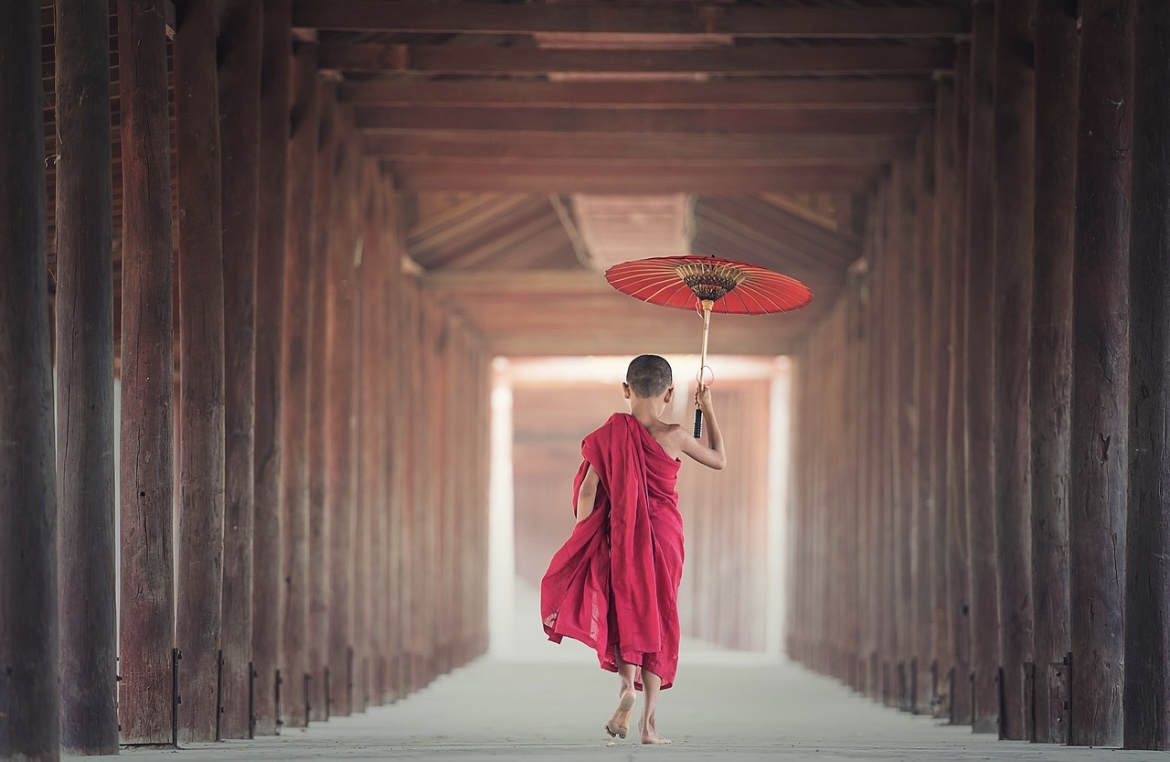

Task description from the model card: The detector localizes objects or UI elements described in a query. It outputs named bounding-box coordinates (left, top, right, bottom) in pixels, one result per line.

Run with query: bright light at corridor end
left=488, top=355, right=792, bottom=662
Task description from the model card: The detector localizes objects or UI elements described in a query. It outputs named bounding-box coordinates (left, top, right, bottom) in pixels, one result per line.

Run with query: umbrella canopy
left=604, top=254, right=813, bottom=315
left=604, top=254, right=813, bottom=438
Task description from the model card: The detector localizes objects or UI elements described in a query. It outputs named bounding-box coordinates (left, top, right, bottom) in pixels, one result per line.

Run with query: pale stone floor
left=109, top=651, right=1168, bottom=762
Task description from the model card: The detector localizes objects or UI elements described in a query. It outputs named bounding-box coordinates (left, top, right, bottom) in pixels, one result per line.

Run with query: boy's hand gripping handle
left=693, top=407, right=703, bottom=439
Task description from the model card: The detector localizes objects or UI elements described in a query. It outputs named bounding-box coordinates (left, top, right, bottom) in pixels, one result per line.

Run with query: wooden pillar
left=281, top=40, right=319, bottom=730
left=116, top=0, right=176, bottom=744
left=948, top=39, right=974, bottom=727
left=218, top=0, right=263, bottom=739
left=930, top=75, right=958, bottom=712
left=306, top=79, right=335, bottom=724
left=912, top=117, right=936, bottom=714
left=992, top=0, right=1036, bottom=740
left=173, top=0, right=227, bottom=742
left=54, top=0, right=117, bottom=752
left=964, top=0, right=1001, bottom=733
left=1069, top=0, right=1132, bottom=748
left=1125, top=0, right=1170, bottom=749
left=0, top=1, right=58, bottom=758
left=383, top=182, right=404, bottom=703
left=252, top=0, right=291, bottom=737
left=1030, top=0, right=1077, bottom=746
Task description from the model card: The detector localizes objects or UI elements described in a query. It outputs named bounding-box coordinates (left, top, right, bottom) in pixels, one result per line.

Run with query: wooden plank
left=116, top=0, right=177, bottom=744
left=217, top=0, right=263, bottom=740
left=292, top=2, right=969, bottom=38
left=1124, top=0, right=1170, bottom=750
left=318, top=42, right=956, bottom=76
left=391, top=162, right=882, bottom=194
left=339, top=79, right=937, bottom=110
left=281, top=40, right=319, bottom=730
left=947, top=41, right=973, bottom=727
left=252, top=0, right=291, bottom=738
left=55, top=0, right=118, bottom=753
left=1069, top=0, right=1132, bottom=748
left=355, top=106, right=925, bottom=136
left=992, top=0, right=1036, bottom=741
left=1029, top=0, right=1077, bottom=746
left=173, top=0, right=227, bottom=743
left=0, top=0, right=58, bottom=758
left=361, top=132, right=908, bottom=164
left=963, top=3, right=1000, bottom=734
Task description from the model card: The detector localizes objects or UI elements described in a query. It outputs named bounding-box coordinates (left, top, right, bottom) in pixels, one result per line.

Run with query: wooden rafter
left=293, top=2, right=969, bottom=39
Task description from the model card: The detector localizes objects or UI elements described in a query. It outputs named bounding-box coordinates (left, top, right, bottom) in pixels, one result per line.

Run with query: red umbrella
left=604, top=254, right=813, bottom=436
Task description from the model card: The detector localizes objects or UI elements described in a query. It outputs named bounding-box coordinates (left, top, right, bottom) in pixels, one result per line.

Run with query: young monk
left=540, top=354, right=726, bottom=745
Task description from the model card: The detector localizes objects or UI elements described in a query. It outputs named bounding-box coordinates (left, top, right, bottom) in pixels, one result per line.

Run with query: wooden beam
left=361, top=132, right=909, bottom=164
left=55, top=0, right=118, bottom=752
left=1069, top=0, right=1132, bottom=748
left=1125, top=0, right=1170, bottom=750
left=251, top=0, right=291, bottom=738
left=293, top=2, right=969, bottom=38
left=339, top=79, right=937, bottom=109
left=354, top=106, right=925, bottom=136
left=390, top=161, right=882, bottom=193
left=1030, top=0, right=1077, bottom=745
left=217, top=0, right=263, bottom=740
left=0, top=1, right=58, bottom=759
left=318, top=42, right=956, bottom=76
left=116, top=0, right=176, bottom=745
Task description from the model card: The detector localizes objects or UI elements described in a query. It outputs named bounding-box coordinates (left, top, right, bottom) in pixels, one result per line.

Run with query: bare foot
left=641, top=717, right=671, bottom=745
left=605, top=691, right=636, bottom=739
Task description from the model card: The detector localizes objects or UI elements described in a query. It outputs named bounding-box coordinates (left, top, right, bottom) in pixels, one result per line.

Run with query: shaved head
left=626, top=355, right=673, bottom=398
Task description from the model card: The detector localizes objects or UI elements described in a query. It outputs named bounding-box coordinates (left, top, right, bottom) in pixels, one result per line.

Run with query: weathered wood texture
left=1125, top=0, right=1170, bottom=749
left=54, top=0, right=118, bottom=752
left=281, top=40, right=319, bottom=730
left=930, top=76, right=958, bottom=714
left=116, top=0, right=177, bottom=744
left=964, top=1, right=1001, bottom=733
left=992, top=0, right=1036, bottom=741
left=1069, top=0, right=1132, bottom=748
left=252, top=0, right=291, bottom=737
left=947, top=40, right=974, bottom=728
left=173, top=0, right=227, bottom=743
left=0, top=1, right=59, bottom=758
left=218, top=0, right=263, bottom=739
left=1031, top=0, right=1078, bottom=745
left=306, top=80, right=335, bottom=724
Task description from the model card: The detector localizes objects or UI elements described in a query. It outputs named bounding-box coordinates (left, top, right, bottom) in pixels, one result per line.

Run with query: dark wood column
left=0, top=1, right=58, bottom=758
left=1030, top=0, right=1078, bottom=745
left=173, top=0, right=227, bottom=743
left=281, top=40, right=319, bottom=730
left=1069, top=0, right=1133, bottom=748
left=54, top=0, right=117, bottom=752
left=964, top=0, right=1001, bottom=733
left=307, top=80, right=336, bottom=724
left=992, top=0, right=1036, bottom=740
left=116, top=0, right=176, bottom=744
left=1125, top=0, right=1170, bottom=749
left=947, top=40, right=973, bottom=728
left=218, top=0, right=263, bottom=739
left=912, top=117, right=936, bottom=714
left=930, top=75, right=958, bottom=713
left=252, top=0, right=291, bottom=737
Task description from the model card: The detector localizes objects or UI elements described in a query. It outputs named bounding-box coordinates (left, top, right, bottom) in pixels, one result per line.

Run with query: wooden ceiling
left=43, top=0, right=966, bottom=358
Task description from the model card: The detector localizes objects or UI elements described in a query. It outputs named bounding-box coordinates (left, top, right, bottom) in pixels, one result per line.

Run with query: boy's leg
left=639, top=669, right=671, bottom=744
left=606, top=648, right=637, bottom=739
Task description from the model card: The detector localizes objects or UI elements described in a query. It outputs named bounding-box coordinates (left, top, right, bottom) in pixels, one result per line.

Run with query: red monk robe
left=540, top=412, right=684, bottom=689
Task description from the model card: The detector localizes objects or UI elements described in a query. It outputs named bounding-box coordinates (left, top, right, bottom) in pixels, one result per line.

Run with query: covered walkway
left=116, top=654, right=1167, bottom=762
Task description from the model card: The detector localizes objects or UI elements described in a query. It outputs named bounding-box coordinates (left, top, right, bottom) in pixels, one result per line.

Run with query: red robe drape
left=540, top=413, right=684, bottom=689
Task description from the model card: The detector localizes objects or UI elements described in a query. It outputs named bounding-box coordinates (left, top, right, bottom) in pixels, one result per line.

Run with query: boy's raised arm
left=681, top=385, right=726, bottom=470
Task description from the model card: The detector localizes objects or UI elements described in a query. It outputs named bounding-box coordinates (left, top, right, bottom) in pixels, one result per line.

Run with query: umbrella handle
left=693, top=408, right=703, bottom=439
left=695, top=300, right=713, bottom=439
